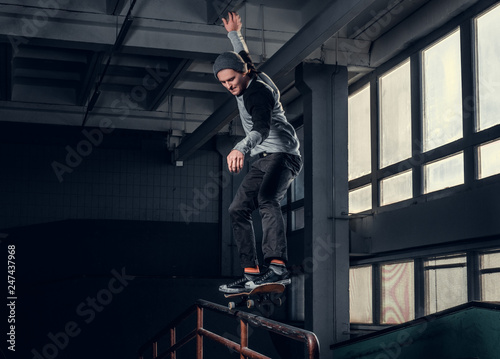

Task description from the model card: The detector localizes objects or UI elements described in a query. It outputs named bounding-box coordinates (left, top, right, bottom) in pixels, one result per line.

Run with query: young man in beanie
left=215, top=12, right=302, bottom=294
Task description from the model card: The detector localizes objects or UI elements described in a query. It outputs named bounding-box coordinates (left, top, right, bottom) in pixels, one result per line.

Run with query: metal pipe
left=197, top=328, right=270, bottom=359
left=196, top=306, right=203, bottom=359
left=81, top=0, right=138, bottom=126
left=152, top=342, right=158, bottom=358
left=137, top=305, right=197, bottom=355
left=240, top=319, right=248, bottom=359
left=138, top=299, right=320, bottom=359
left=170, top=328, right=176, bottom=359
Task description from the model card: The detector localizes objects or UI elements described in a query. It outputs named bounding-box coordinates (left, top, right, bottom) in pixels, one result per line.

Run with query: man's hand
left=222, top=11, right=242, bottom=33
left=227, top=149, right=245, bottom=173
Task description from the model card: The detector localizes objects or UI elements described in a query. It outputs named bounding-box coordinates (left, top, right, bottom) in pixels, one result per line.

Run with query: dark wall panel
left=6, top=219, right=226, bottom=359
left=350, top=181, right=500, bottom=254
left=0, top=122, right=221, bottom=230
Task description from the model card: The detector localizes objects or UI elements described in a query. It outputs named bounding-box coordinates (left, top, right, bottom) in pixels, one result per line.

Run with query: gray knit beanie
left=213, top=51, right=248, bottom=79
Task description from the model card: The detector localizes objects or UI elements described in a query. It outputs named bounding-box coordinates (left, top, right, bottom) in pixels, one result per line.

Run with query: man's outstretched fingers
left=222, top=11, right=241, bottom=32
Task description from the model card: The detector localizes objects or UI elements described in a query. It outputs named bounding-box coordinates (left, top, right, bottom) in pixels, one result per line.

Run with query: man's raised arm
left=223, top=12, right=249, bottom=54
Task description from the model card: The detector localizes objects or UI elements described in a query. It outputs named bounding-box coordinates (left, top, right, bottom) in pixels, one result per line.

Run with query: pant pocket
left=284, top=154, right=302, bottom=177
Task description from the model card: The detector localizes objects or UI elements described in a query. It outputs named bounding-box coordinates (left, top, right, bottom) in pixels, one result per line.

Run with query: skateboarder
left=214, top=12, right=302, bottom=294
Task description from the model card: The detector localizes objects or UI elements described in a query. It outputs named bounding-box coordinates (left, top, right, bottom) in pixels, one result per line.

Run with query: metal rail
left=138, top=299, right=320, bottom=359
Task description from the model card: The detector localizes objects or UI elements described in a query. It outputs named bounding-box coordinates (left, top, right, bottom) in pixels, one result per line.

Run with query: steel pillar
left=296, top=63, right=350, bottom=356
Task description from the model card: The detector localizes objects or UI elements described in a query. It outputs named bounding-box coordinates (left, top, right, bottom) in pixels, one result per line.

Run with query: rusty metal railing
left=138, top=299, right=320, bottom=359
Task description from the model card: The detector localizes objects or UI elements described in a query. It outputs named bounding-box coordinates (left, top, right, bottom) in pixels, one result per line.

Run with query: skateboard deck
left=224, top=283, right=286, bottom=310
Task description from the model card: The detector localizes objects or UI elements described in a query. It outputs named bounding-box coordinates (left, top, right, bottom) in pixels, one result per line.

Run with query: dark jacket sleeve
left=243, top=84, right=273, bottom=141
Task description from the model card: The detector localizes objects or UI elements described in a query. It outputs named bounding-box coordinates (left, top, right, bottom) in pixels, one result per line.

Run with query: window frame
left=348, top=4, right=500, bottom=332
left=479, top=249, right=500, bottom=300
left=349, top=246, right=500, bottom=331
left=282, top=117, right=305, bottom=234
left=347, top=1, right=500, bottom=215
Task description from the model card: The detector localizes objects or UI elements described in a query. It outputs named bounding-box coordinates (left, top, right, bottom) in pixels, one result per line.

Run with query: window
left=379, top=60, right=412, bottom=168
left=424, top=254, right=467, bottom=314
left=475, top=4, right=500, bottom=131
left=349, top=184, right=372, bottom=214
left=380, top=170, right=413, bottom=206
left=350, top=265, right=373, bottom=323
left=350, top=249, right=500, bottom=326
left=347, top=3, right=500, bottom=329
left=424, top=152, right=464, bottom=194
left=479, top=252, right=500, bottom=302
left=381, top=261, right=415, bottom=324
left=292, top=207, right=304, bottom=230
left=480, top=250, right=500, bottom=301
left=422, top=29, right=462, bottom=152
left=348, top=85, right=371, bottom=181
left=348, top=4, right=500, bottom=215
left=282, top=124, right=304, bottom=233
left=293, top=126, right=305, bottom=201
left=477, top=139, right=500, bottom=179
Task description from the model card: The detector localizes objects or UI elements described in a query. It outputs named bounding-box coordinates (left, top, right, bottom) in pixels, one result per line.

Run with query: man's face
left=217, top=69, right=249, bottom=96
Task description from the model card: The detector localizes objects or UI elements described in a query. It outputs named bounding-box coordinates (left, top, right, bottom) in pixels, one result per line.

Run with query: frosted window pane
left=349, top=86, right=371, bottom=180
left=481, top=252, right=500, bottom=301
left=380, top=170, right=413, bottom=206
left=425, top=256, right=467, bottom=315
left=381, top=261, right=415, bottom=324
left=478, top=139, right=500, bottom=179
left=292, top=207, right=304, bottom=231
left=481, top=251, right=500, bottom=269
left=424, top=152, right=464, bottom=194
left=481, top=273, right=500, bottom=301
left=350, top=266, right=373, bottom=323
left=280, top=195, right=287, bottom=206
left=423, top=30, right=463, bottom=151
left=349, top=185, right=372, bottom=214
left=379, top=60, right=412, bottom=168
left=476, top=4, right=500, bottom=131
left=293, top=126, right=304, bottom=200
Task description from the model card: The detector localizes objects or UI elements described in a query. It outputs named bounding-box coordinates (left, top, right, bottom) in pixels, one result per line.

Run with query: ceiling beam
left=106, top=0, right=127, bottom=15
left=78, top=52, right=104, bottom=106
left=206, top=0, right=245, bottom=25
left=0, top=5, right=296, bottom=59
left=0, top=5, right=116, bottom=53
left=147, top=58, right=192, bottom=111
left=0, top=100, right=207, bottom=131
left=13, top=57, right=86, bottom=72
left=122, top=19, right=295, bottom=60
left=370, top=0, right=480, bottom=67
left=171, top=89, right=228, bottom=101
left=0, top=44, right=12, bottom=101
left=173, top=98, right=240, bottom=161
left=305, top=37, right=371, bottom=68
left=173, top=0, right=378, bottom=161
left=258, top=0, right=377, bottom=79
left=82, top=0, right=138, bottom=126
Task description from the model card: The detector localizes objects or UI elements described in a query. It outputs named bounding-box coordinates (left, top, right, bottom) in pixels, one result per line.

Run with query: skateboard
left=224, top=283, right=286, bottom=310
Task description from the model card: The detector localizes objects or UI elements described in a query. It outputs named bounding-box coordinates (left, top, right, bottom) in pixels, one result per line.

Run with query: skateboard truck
left=224, top=283, right=286, bottom=313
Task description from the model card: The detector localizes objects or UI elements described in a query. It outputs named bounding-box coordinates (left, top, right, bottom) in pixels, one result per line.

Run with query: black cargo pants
left=228, top=152, right=302, bottom=269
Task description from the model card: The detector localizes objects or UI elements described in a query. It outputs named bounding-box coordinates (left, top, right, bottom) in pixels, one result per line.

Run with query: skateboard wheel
left=228, top=302, right=236, bottom=310
left=247, top=299, right=255, bottom=309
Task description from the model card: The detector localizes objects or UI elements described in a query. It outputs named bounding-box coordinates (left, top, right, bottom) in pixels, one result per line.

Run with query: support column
left=296, top=63, right=350, bottom=355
